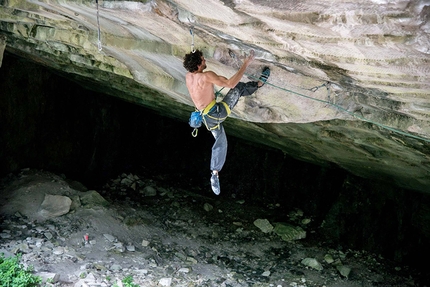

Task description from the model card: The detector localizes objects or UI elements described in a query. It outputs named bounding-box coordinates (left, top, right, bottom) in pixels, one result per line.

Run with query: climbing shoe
left=258, top=67, right=270, bottom=87
left=210, top=172, right=220, bottom=195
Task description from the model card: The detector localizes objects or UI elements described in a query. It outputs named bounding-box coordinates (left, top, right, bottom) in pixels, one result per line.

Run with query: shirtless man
left=183, top=49, right=270, bottom=195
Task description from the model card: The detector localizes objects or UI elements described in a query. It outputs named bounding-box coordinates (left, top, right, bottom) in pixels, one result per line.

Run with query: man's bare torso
left=186, top=72, right=215, bottom=111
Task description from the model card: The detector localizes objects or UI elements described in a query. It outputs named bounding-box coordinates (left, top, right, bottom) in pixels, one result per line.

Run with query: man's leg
left=223, top=67, right=270, bottom=110
left=208, top=69, right=270, bottom=195
left=208, top=82, right=258, bottom=195
left=222, top=81, right=259, bottom=110
left=209, top=124, right=227, bottom=195
left=210, top=124, right=227, bottom=172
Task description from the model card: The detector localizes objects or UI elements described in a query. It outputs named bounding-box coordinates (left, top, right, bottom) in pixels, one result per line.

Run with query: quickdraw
left=189, top=26, right=196, bottom=53
left=96, top=0, right=102, bottom=51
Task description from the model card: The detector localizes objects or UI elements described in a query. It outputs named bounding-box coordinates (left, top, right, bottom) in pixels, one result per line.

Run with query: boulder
left=38, top=194, right=72, bottom=220
left=273, top=222, right=306, bottom=241
left=80, top=190, right=109, bottom=208
left=253, top=219, right=274, bottom=233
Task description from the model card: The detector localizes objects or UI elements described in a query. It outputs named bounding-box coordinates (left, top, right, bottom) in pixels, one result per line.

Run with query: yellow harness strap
left=202, top=100, right=216, bottom=115
left=201, top=100, right=231, bottom=131
left=221, top=102, right=231, bottom=115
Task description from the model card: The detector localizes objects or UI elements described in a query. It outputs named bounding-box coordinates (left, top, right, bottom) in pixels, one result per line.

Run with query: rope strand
left=247, top=73, right=430, bottom=143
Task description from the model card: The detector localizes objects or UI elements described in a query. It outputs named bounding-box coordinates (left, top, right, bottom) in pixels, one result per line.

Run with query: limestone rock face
left=0, top=0, right=429, bottom=192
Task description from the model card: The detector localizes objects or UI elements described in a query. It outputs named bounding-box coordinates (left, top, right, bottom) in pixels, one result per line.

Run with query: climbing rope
left=215, top=87, right=225, bottom=99
left=245, top=73, right=430, bottom=143
left=96, top=0, right=102, bottom=51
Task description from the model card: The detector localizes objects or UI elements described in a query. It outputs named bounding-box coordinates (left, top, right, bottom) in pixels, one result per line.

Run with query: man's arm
left=205, top=52, right=255, bottom=88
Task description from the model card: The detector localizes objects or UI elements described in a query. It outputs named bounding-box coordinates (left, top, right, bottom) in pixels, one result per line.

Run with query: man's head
left=183, top=49, right=205, bottom=73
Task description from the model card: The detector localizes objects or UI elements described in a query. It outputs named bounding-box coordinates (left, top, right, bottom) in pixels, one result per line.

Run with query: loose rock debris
left=0, top=169, right=419, bottom=286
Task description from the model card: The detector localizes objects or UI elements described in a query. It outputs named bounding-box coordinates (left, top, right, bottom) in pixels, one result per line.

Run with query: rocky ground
left=0, top=169, right=421, bottom=287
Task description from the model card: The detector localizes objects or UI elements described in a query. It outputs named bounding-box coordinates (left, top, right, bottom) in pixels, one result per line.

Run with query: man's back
left=186, top=71, right=216, bottom=110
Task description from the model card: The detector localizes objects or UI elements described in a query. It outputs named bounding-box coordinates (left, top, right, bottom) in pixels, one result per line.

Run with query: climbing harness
left=202, top=101, right=231, bottom=132
left=189, top=99, right=231, bottom=137
left=96, top=0, right=102, bottom=51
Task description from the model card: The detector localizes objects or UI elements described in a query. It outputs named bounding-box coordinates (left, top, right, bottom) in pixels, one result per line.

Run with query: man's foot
left=258, top=67, right=270, bottom=87
left=210, top=172, right=220, bottom=195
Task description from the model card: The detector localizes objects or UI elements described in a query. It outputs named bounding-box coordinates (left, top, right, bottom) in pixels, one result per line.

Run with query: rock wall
left=0, top=1, right=429, bottom=189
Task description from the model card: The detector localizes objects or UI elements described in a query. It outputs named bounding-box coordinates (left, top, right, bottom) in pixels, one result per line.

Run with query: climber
left=183, top=49, right=270, bottom=195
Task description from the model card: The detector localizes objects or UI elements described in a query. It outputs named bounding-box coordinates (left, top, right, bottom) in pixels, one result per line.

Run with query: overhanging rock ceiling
left=0, top=0, right=429, bottom=192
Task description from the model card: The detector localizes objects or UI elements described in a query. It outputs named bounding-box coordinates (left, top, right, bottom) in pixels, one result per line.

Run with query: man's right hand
left=243, top=50, right=255, bottom=67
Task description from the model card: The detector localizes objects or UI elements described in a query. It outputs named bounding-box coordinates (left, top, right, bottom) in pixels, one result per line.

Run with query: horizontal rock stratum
left=0, top=0, right=429, bottom=192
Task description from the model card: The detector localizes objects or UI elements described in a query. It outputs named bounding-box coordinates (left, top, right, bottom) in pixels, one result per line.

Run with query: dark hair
left=183, top=49, right=203, bottom=73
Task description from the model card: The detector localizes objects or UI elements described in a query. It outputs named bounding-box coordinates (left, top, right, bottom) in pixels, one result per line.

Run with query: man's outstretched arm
left=206, top=52, right=255, bottom=88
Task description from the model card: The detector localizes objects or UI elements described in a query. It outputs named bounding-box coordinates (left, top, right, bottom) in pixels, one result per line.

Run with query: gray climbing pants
left=203, top=81, right=259, bottom=172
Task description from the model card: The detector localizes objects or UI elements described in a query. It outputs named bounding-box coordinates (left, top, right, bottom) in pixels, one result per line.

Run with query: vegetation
left=114, top=275, right=140, bottom=287
left=0, top=253, right=41, bottom=287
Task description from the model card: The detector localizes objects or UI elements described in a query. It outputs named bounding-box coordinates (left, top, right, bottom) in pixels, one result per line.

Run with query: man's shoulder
left=202, top=70, right=219, bottom=80
left=203, top=70, right=217, bottom=75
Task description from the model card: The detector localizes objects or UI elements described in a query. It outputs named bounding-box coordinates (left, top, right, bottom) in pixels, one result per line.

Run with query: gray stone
left=114, top=242, right=125, bottom=252
left=337, top=265, right=352, bottom=278
left=126, top=245, right=136, bottom=252
left=39, top=194, right=72, bottom=219
left=0, top=232, right=11, bottom=239
left=301, top=258, right=323, bottom=271
left=53, top=247, right=64, bottom=255
left=159, top=278, right=172, bottom=286
left=324, top=254, right=334, bottom=264
left=12, top=243, right=30, bottom=254
left=35, top=239, right=44, bottom=247
left=178, top=268, right=190, bottom=273
left=44, top=232, right=53, bottom=240
left=121, top=177, right=134, bottom=186
left=103, top=234, right=116, bottom=242
left=80, top=190, right=109, bottom=208
left=110, top=264, right=122, bottom=271
left=38, top=272, right=60, bottom=283
left=203, top=203, right=213, bottom=212
left=134, top=269, right=148, bottom=275
left=273, top=223, right=306, bottom=241
left=175, top=252, right=187, bottom=261
left=143, top=186, right=157, bottom=197
left=253, top=219, right=274, bottom=233
left=69, top=195, right=82, bottom=211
